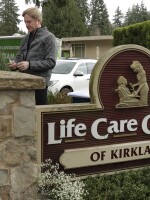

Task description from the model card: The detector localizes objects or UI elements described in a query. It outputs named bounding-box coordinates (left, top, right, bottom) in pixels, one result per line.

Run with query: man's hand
left=17, top=61, right=29, bottom=71
left=8, top=62, right=18, bottom=70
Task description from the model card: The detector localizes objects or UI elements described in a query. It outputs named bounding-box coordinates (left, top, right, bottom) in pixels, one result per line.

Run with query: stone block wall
left=0, top=71, right=45, bottom=200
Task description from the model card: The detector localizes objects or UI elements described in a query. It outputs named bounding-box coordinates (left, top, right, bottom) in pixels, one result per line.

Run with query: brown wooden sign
left=37, top=44, right=150, bottom=176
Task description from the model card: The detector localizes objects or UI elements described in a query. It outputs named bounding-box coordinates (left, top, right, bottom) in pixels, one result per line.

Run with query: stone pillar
left=0, top=71, right=45, bottom=200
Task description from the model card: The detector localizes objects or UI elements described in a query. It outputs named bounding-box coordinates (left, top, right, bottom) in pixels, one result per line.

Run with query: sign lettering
left=48, top=115, right=150, bottom=145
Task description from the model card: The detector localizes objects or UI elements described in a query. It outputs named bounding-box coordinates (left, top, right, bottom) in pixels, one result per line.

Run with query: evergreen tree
left=42, top=0, right=88, bottom=38
left=125, top=4, right=140, bottom=25
left=25, top=0, right=68, bottom=7
left=124, top=2, right=150, bottom=26
left=139, top=1, right=150, bottom=21
left=112, top=6, right=124, bottom=28
left=25, top=0, right=40, bottom=7
left=90, top=0, right=111, bottom=35
left=124, top=8, right=131, bottom=26
left=0, top=0, right=20, bottom=36
left=75, top=0, right=90, bottom=25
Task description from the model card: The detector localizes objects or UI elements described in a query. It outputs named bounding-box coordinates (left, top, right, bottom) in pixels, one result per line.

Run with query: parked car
left=48, top=58, right=97, bottom=94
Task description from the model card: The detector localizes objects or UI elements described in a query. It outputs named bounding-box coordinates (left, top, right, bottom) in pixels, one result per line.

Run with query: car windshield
left=52, top=61, right=77, bottom=74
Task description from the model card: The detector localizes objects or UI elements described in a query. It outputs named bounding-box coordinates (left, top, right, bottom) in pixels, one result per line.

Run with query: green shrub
left=47, top=91, right=72, bottom=104
left=84, top=167, right=150, bottom=200
left=113, top=20, right=150, bottom=49
left=37, top=158, right=150, bottom=200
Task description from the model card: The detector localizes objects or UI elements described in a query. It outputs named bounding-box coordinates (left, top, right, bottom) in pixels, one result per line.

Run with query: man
left=8, top=7, right=57, bottom=105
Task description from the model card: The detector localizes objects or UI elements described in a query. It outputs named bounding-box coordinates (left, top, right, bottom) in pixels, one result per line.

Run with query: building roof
left=62, top=35, right=113, bottom=42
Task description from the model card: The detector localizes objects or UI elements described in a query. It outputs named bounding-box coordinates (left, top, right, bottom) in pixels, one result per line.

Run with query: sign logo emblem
left=115, top=61, right=149, bottom=108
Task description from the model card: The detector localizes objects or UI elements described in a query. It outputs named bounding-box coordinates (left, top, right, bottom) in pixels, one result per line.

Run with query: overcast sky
left=15, top=0, right=150, bottom=32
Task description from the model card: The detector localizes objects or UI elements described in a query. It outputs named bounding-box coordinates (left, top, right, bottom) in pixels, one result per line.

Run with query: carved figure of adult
left=115, top=76, right=139, bottom=107
left=8, top=7, right=57, bottom=105
left=130, top=61, right=149, bottom=106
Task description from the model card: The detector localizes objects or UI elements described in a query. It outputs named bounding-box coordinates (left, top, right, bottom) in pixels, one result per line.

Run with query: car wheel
left=60, top=87, right=72, bottom=95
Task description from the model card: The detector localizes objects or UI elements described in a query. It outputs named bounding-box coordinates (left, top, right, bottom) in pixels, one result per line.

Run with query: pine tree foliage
left=90, top=0, right=112, bottom=35
left=23, top=0, right=150, bottom=37
left=124, top=2, right=150, bottom=26
left=140, top=2, right=150, bottom=21
left=112, top=6, right=124, bottom=28
left=0, top=0, right=20, bottom=36
left=25, top=0, right=68, bottom=7
left=25, top=0, right=43, bottom=7
left=42, top=0, right=88, bottom=38
left=75, top=0, right=90, bottom=25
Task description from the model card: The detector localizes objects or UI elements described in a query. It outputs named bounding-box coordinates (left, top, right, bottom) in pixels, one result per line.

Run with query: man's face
left=24, top=14, right=41, bottom=32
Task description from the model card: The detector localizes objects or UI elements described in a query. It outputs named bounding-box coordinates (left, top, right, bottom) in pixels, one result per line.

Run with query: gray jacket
left=16, top=27, right=57, bottom=86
